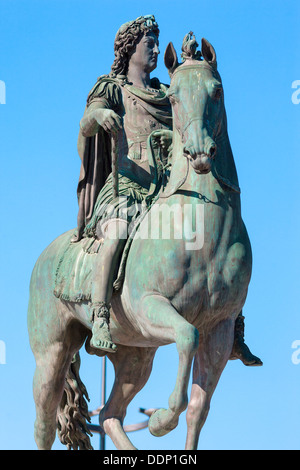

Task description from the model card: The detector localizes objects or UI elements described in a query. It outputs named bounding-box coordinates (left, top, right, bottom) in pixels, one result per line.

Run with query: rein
left=159, top=154, right=190, bottom=199
left=182, top=116, right=204, bottom=135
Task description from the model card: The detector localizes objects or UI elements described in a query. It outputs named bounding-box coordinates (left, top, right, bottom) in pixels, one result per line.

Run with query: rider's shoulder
left=87, top=74, right=123, bottom=105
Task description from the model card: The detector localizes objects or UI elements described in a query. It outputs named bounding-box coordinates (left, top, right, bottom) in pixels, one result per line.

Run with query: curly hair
left=110, top=15, right=159, bottom=78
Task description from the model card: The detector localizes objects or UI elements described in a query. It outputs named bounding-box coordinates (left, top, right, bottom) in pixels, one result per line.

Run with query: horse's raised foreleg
left=140, top=294, right=199, bottom=437
left=99, top=345, right=157, bottom=450
left=185, top=317, right=235, bottom=450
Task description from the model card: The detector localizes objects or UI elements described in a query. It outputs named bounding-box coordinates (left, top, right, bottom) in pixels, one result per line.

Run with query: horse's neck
left=165, top=128, right=241, bottom=213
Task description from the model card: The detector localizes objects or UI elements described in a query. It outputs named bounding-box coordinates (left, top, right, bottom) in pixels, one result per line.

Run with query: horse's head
left=165, top=34, right=224, bottom=175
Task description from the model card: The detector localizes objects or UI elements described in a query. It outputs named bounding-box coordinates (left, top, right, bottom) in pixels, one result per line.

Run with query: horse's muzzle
left=185, top=145, right=216, bottom=174
left=184, top=142, right=216, bottom=174
left=191, top=154, right=211, bottom=174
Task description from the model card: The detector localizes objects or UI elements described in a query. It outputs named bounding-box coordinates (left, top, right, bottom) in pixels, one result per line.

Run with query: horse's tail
left=56, top=352, right=93, bottom=450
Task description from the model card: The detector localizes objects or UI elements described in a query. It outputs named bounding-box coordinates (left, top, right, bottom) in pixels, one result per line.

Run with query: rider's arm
left=80, top=100, right=107, bottom=137
left=80, top=80, right=123, bottom=137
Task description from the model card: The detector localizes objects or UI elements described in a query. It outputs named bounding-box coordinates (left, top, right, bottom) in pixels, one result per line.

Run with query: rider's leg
left=230, top=311, right=263, bottom=366
left=90, top=219, right=128, bottom=352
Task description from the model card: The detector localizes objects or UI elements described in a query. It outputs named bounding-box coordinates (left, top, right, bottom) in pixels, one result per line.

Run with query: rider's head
left=110, top=15, right=159, bottom=77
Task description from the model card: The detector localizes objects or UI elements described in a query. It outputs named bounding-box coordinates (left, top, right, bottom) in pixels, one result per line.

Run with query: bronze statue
left=28, top=17, right=262, bottom=451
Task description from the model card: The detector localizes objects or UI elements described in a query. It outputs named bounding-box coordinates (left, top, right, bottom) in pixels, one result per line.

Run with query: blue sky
left=0, top=0, right=299, bottom=450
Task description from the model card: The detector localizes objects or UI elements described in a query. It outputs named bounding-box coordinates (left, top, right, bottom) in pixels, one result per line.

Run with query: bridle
left=160, top=62, right=222, bottom=198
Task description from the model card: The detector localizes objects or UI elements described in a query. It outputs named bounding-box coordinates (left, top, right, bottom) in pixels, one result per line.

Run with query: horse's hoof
left=148, top=408, right=179, bottom=437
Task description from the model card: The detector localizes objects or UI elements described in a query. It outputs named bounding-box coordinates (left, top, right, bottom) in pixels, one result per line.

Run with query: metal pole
left=99, top=131, right=117, bottom=450
left=111, top=132, right=119, bottom=199
left=87, top=346, right=158, bottom=449
left=100, top=356, right=106, bottom=450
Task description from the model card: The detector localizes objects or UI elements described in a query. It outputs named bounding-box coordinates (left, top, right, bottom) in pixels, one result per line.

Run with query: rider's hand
left=153, top=130, right=172, bottom=150
left=94, top=109, right=123, bottom=134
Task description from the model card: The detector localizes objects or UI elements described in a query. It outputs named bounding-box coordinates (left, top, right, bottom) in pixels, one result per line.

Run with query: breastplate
left=121, top=86, right=168, bottom=163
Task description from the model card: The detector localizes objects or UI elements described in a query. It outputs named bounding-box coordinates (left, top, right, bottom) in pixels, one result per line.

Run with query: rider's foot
left=90, top=302, right=117, bottom=353
left=230, top=338, right=263, bottom=366
left=230, top=313, right=263, bottom=366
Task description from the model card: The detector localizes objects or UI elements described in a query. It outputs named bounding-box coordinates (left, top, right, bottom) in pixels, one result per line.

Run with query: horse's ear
left=201, top=38, right=217, bottom=67
left=164, top=42, right=179, bottom=76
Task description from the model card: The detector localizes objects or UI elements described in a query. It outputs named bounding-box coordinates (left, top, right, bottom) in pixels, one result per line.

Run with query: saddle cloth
left=53, top=232, right=103, bottom=303
left=53, top=213, right=143, bottom=303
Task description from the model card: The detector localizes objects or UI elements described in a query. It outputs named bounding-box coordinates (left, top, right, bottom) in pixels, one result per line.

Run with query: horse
left=27, top=36, right=253, bottom=450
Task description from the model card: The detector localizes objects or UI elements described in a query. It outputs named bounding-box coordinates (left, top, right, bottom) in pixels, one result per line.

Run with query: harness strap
left=182, top=116, right=204, bottom=135
left=159, top=155, right=190, bottom=199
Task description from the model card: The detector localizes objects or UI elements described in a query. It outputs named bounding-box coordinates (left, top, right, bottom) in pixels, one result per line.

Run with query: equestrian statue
left=27, top=15, right=262, bottom=450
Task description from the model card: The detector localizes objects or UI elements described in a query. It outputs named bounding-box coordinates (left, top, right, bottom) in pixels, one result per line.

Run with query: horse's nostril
left=183, top=148, right=194, bottom=161
left=209, top=145, right=216, bottom=158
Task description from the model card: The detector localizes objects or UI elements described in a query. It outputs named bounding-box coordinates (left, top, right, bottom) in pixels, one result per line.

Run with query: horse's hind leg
left=185, top=317, right=235, bottom=450
left=140, top=294, right=199, bottom=438
left=29, top=303, right=87, bottom=449
left=33, top=344, right=72, bottom=449
left=99, top=345, right=157, bottom=450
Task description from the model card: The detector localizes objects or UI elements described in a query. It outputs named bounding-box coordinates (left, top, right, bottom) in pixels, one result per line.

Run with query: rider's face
left=129, top=31, right=160, bottom=73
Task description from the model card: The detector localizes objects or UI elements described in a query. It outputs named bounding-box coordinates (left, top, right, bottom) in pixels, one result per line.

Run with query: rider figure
left=73, top=15, right=172, bottom=352
left=73, top=15, right=262, bottom=366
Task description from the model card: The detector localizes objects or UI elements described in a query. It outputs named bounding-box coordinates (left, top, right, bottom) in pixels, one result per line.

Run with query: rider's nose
left=154, top=44, right=160, bottom=55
